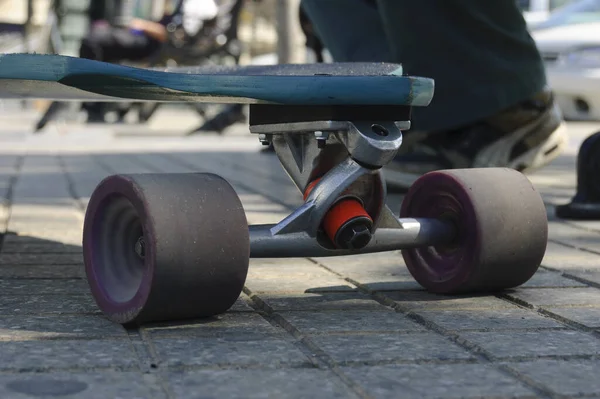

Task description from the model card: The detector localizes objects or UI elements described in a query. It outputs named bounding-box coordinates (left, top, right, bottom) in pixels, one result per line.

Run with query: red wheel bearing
left=304, top=179, right=373, bottom=249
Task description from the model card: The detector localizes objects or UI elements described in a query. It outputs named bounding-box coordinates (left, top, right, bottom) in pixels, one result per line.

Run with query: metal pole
left=24, top=0, right=34, bottom=52
left=276, top=0, right=305, bottom=64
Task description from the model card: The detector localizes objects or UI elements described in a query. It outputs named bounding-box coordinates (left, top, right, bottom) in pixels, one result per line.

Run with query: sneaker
left=383, top=89, right=568, bottom=190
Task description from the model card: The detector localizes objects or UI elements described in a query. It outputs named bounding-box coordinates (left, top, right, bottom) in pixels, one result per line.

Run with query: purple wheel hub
left=400, top=171, right=480, bottom=293
left=83, top=175, right=154, bottom=324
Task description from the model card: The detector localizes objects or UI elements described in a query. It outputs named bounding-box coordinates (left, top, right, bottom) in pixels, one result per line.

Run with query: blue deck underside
left=0, top=54, right=434, bottom=106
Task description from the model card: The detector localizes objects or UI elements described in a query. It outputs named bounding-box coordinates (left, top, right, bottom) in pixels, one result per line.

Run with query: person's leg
left=302, top=0, right=566, bottom=188
left=374, top=0, right=567, bottom=188
left=375, top=0, right=546, bottom=131
left=299, top=0, right=391, bottom=62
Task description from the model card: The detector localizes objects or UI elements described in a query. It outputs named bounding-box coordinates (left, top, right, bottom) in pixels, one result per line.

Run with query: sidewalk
left=0, top=104, right=599, bottom=398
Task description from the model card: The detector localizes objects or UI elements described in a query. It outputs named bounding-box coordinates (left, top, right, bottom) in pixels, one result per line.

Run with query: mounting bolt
left=314, top=131, right=329, bottom=148
left=258, top=134, right=271, bottom=146
left=335, top=217, right=373, bottom=250
left=134, top=237, right=146, bottom=259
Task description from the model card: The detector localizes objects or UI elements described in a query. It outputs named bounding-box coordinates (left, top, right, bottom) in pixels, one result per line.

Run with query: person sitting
left=79, top=0, right=220, bottom=121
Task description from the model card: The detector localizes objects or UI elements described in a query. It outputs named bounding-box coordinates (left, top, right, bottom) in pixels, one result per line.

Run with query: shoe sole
left=383, top=103, right=569, bottom=190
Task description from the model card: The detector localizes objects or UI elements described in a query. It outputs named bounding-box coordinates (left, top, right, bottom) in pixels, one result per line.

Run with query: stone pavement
left=0, top=103, right=600, bottom=398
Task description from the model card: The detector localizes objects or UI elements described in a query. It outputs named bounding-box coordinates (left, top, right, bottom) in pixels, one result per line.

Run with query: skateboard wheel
left=82, top=173, right=249, bottom=324
left=399, top=168, right=547, bottom=294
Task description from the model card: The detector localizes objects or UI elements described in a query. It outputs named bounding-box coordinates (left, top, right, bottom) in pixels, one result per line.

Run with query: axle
left=249, top=217, right=456, bottom=258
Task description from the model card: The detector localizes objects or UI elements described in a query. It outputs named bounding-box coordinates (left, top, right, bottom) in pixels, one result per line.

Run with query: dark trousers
left=300, top=0, right=546, bottom=132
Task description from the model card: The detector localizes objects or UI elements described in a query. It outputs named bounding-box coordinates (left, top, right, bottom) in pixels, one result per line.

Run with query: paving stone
left=249, top=258, right=336, bottom=270
left=0, top=241, right=82, bottom=253
left=542, top=241, right=600, bottom=271
left=228, top=297, right=255, bottom=312
left=506, top=287, right=600, bottom=307
left=0, top=265, right=85, bottom=279
left=311, top=333, right=473, bottom=363
left=0, top=253, right=83, bottom=265
left=0, top=339, right=137, bottom=371
left=8, top=204, right=80, bottom=220
left=0, top=279, right=89, bottom=295
left=566, top=271, right=600, bottom=287
left=460, top=330, right=600, bottom=359
left=521, top=270, right=587, bottom=288
left=2, top=230, right=83, bottom=247
left=417, top=308, right=565, bottom=331
left=0, top=294, right=99, bottom=315
left=167, top=369, right=358, bottom=399
left=342, top=363, right=535, bottom=399
left=245, top=262, right=354, bottom=294
left=314, top=253, right=421, bottom=291
left=257, top=292, right=387, bottom=311
left=1, top=233, right=77, bottom=245
left=278, top=310, right=424, bottom=334
left=548, top=222, right=600, bottom=255
left=151, top=337, right=311, bottom=368
left=383, top=291, right=516, bottom=311
left=508, top=360, right=600, bottom=397
left=147, top=312, right=285, bottom=340
left=0, top=372, right=166, bottom=399
left=545, top=307, right=600, bottom=328
left=0, top=315, right=126, bottom=340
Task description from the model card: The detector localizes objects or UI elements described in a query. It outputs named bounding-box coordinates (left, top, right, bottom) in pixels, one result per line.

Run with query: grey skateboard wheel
left=400, top=168, right=547, bottom=294
left=83, top=173, right=249, bottom=325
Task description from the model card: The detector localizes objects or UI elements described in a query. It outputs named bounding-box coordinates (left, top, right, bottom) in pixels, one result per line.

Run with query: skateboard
left=0, top=54, right=549, bottom=325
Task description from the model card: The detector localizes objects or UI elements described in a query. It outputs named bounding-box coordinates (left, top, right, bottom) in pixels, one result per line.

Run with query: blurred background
left=0, top=0, right=599, bottom=133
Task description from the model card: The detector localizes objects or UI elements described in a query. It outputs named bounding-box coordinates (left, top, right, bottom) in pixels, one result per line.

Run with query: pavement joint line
left=198, top=151, right=291, bottom=186
left=0, top=156, right=23, bottom=252
left=243, top=287, right=376, bottom=399
left=497, top=293, right=600, bottom=338
left=137, top=327, right=177, bottom=399
left=547, top=237, right=600, bottom=258
left=284, top=327, right=569, bottom=336
left=0, top=262, right=84, bottom=266
left=0, top=364, right=141, bottom=374
left=56, top=155, right=87, bottom=213
left=35, top=147, right=600, bottom=396
left=0, top=335, right=129, bottom=342
left=0, top=314, right=103, bottom=318
left=158, top=149, right=590, bottom=398
left=560, top=272, right=600, bottom=290
left=0, top=276, right=85, bottom=281
left=125, top=153, right=169, bottom=174
left=546, top=206, right=600, bottom=236
left=91, top=154, right=118, bottom=176
left=159, top=153, right=300, bottom=211
left=537, top=308, right=600, bottom=336
left=311, top=259, right=558, bottom=399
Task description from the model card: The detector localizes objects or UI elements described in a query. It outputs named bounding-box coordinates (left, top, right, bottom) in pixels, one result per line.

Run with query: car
left=530, top=0, right=600, bottom=120
left=518, top=0, right=574, bottom=27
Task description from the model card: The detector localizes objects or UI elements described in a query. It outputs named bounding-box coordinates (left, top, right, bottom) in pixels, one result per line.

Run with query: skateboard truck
left=248, top=104, right=455, bottom=257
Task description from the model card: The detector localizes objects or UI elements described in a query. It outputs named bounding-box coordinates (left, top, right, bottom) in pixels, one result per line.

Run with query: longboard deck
left=0, top=54, right=434, bottom=106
